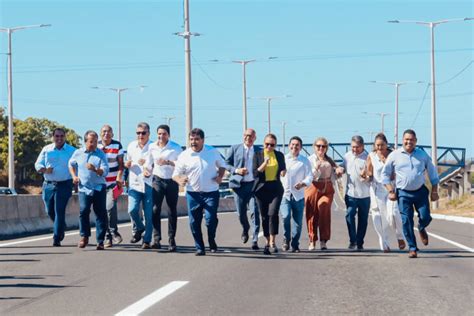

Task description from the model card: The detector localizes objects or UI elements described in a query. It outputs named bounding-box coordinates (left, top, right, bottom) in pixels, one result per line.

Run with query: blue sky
left=1, top=0, right=472, bottom=157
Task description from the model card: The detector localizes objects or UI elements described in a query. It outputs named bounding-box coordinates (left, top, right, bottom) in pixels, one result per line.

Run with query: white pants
left=370, top=184, right=404, bottom=250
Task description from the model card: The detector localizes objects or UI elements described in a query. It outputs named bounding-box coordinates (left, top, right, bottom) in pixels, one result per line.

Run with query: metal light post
left=91, top=86, right=146, bottom=143
left=250, top=95, right=291, bottom=133
left=363, top=112, right=390, bottom=135
left=0, top=24, right=51, bottom=189
left=281, top=121, right=287, bottom=153
left=174, top=0, right=200, bottom=146
left=163, top=116, right=175, bottom=129
left=370, top=80, right=423, bottom=148
left=388, top=18, right=473, bottom=167
left=232, top=60, right=255, bottom=132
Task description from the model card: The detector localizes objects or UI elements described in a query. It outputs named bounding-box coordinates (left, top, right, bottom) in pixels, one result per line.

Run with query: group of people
left=35, top=123, right=439, bottom=258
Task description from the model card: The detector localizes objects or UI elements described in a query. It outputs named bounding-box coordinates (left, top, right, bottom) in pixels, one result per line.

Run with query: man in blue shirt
left=382, top=129, right=439, bottom=258
left=35, top=128, right=76, bottom=246
left=69, top=130, right=109, bottom=250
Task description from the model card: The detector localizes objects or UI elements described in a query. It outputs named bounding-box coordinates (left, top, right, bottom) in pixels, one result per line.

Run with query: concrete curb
left=431, top=213, right=474, bottom=225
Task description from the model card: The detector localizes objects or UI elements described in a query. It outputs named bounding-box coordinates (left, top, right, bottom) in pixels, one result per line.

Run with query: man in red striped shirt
left=98, top=125, right=125, bottom=248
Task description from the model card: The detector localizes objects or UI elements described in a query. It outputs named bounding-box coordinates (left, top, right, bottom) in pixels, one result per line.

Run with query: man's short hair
left=137, top=122, right=150, bottom=132
left=351, top=135, right=364, bottom=145
left=52, top=127, right=66, bottom=136
left=157, top=124, right=170, bottom=135
left=84, top=130, right=98, bottom=141
left=403, top=129, right=417, bottom=138
left=289, top=136, right=303, bottom=146
left=101, top=124, right=113, bottom=133
left=189, top=128, right=205, bottom=139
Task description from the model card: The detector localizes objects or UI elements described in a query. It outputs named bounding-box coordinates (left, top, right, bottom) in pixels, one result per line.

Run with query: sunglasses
left=136, top=131, right=148, bottom=135
left=265, top=143, right=276, bottom=147
left=315, top=144, right=327, bottom=148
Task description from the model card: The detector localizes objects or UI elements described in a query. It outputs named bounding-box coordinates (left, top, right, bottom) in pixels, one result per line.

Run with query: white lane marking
left=0, top=212, right=236, bottom=247
left=431, top=213, right=474, bottom=225
left=115, top=281, right=189, bottom=316
left=414, top=228, right=474, bottom=253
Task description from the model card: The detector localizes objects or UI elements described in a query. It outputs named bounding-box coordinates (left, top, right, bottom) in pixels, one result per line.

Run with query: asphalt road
left=1, top=209, right=473, bottom=315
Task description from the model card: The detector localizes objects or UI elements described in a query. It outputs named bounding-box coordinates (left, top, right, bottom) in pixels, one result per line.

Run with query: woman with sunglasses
left=366, top=133, right=406, bottom=252
left=253, top=134, right=286, bottom=255
left=305, top=137, right=338, bottom=250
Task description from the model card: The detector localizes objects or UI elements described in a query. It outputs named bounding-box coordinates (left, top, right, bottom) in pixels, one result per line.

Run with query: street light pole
left=174, top=0, right=200, bottom=146
left=0, top=24, right=51, bottom=189
left=362, top=112, right=389, bottom=135
left=91, top=86, right=146, bottom=143
left=370, top=80, right=423, bottom=148
left=163, top=116, right=175, bottom=129
left=388, top=17, right=473, bottom=167
left=249, top=95, right=291, bottom=134
left=232, top=60, right=255, bottom=132
left=281, top=121, right=287, bottom=153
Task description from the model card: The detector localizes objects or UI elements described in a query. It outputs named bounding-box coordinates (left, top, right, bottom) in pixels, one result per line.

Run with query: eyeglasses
left=136, top=131, right=148, bottom=135
left=244, top=134, right=253, bottom=137
left=265, top=143, right=275, bottom=147
left=315, top=144, right=327, bottom=148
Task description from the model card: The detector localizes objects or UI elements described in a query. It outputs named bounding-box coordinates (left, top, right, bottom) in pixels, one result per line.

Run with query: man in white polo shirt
left=144, top=124, right=183, bottom=252
left=172, top=128, right=227, bottom=256
left=125, top=122, right=153, bottom=249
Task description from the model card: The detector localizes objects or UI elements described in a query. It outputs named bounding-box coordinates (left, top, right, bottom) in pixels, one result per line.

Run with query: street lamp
left=232, top=59, right=255, bottom=132
left=91, top=85, right=146, bottom=143
left=369, top=80, right=423, bottom=148
left=174, top=0, right=201, bottom=146
left=362, top=111, right=390, bottom=135
left=163, top=116, right=175, bottom=129
left=388, top=17, right=473, bottom=167
left=0, top=24, right=51, bottom=189
left=249, top=95, right=291, bottom=133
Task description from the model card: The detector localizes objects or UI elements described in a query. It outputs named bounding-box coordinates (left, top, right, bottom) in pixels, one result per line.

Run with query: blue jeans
left=345, top=195, right=370, bottom=247
left=79, top=186, right=108, bottom=244
left=42, top=180, right=73, bottom=242
left=280, top=195, right=304, bottom=249
left=232, top=181, right=260, bottom=242
left=186, top=191, right=220, bottom=251
left=128, top=185, right=153, bottom=243
left=397, top=185, right=432, bottom=251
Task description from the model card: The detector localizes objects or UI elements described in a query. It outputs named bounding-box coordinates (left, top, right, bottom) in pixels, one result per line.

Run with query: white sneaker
left=308, top=242, right=316, bottom=251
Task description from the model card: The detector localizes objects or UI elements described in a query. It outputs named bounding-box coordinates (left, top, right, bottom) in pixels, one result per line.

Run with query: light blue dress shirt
left=382, top=147, right=439, bottom=191
left=68, top=148, right=109, bottom=195
left=35, top=143, right=76, bottom=182
left=340, top=151, right=371, bottom=198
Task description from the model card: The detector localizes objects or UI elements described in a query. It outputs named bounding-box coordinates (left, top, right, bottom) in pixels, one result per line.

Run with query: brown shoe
left=408, top=250, right=417, bottom=258
left=398, top=239, right=406, bottom=250
left=96, top=243, right=104, bottom=250
left=142, top=242, right=151, bottom=249
left=78, top=237, right=89, bottom=248
left=419, top=230, right=429, bottom=246
left=383, top=247, right=391, bottom=253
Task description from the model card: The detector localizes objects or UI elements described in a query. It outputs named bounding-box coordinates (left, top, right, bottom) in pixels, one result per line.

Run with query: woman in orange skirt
left=305, top=137, right=337, bottom=251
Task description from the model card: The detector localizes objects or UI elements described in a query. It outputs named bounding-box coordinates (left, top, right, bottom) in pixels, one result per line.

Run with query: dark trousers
left=232, top=181, right=260, bottom=242
left=42, top=180, right=73, bottom=242
left=397, top=185, right=432, bottom=251
left=255, top=181, right=283, bottom=237
left=152, top=176, right=179, bottom=242
left=345, top=195, right=370, bottom=247
left=186, top=191, right=220, bottom=251
left=79, top=187, right=108, bottom=244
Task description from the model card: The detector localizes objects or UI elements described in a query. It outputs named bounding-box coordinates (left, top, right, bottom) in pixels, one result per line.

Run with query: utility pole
left=232, top=60, right=255, bottom=132
left=0, top=24, right=51, bottom=189
left=249, top=95, right=291, bottom=133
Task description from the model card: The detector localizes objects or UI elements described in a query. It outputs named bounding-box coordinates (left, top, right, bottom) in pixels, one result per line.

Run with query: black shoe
left=241, top=231, right=249, bottom=244
left=282, top=241, right=289, bottom=252
left=251, top=242, right=259, bottom=250
left=291, top=246, right=300, bottom=253
left=195, top=250, right=206, bottom=256
left=53, top=240, right=61, bottom=247
left=263, top=245, right=271, bottom=255
left=270, top=245, right=278, bottom=254
left=151, top=241, right=162, bottom=249
left=142, top=242, right=151, bottom=249
left=209, top=240, right=218, bottom=253
left=130, top=230, right=144, bottom=244
left=348, top=243, right=357, bottom=250
left=168, top=238, right=177, bottom=252
left=113, top=232, right=123, bottom=244
left=357, top=245, right=364, bottom=252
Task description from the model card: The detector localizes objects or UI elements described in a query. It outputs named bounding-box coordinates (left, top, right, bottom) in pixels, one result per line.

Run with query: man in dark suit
left=225, top=128, right=261, bottom=250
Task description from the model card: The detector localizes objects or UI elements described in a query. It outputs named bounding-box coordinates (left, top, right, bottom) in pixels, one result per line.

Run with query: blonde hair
left=313, top=137, right=336, bottom=168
